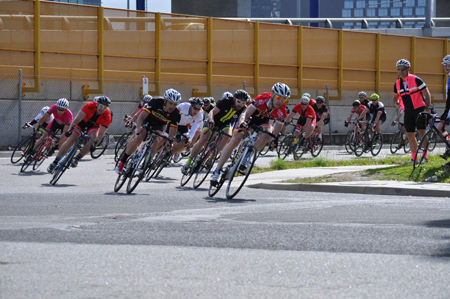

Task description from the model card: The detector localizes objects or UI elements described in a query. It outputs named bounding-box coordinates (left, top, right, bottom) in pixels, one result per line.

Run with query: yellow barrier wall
left=0, top=0, right=448, bottom=101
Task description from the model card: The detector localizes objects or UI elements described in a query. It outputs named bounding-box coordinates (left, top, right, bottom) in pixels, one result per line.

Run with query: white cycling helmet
left=143, top=94, right=153, bottom=104
left=222, top=92, right=233, bottom=100
left=442, top=55, right=450, bottom=66
left=301, top=93, right=311, bottom=99
left=358, top=91, right=367, bottom=98
left=163, top=88, right=182, bottom=104
left=300, top=96, right=310, bottom=105
left=272, top=82, right=291, bottom=98
left=396, top=59, right=411, bottom=68
left=56, top=98, right=69, bottom=109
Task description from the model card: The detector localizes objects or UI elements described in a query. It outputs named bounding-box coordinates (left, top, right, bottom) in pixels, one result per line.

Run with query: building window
left=344, top=0, right=354, bottom=9
left=391, top=8, right=400, bottom=16
left=405, top=0, right=415, bottom=7
left=403, top=8, right=413, bottom=16
left=393, top=1, right=402, bottom=7
left=367, top=8, right=376, bottom=17
left=415, top=7, right=425, bottom=16
left=356, top=0, right=365, bottom=8
left=378, top=8, right=388, bottom=17
left=342, top=9, right=352, bottom=17
left=354, top=9, right=363, bottom=17
left=417, top=0, right=425, bottom=5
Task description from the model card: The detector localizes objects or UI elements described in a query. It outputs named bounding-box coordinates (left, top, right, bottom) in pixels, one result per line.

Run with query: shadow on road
left=205, top=197, right=256, bottom=204
left=423, top=218, right=450, bottom=257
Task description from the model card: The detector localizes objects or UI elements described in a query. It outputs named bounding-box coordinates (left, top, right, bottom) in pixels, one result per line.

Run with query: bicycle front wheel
left=370, top=133, right=383, bottom=156
left=427, top=131, right=437, bottom=152
left=11, top=135, right=33, bottom=164
left=344, top=131, right=355, bottom=154
left=50, top=149, right=75, bottom=185
left=354, top=134, right=366, bottom=157
left=226, top=145, right=258, bottom=199
left=127, top=148, right=152, bottom=194
left=277, top=136, right=293, bottom=160
left=390, top=130, right=401, bottom=154
left=413, top=130, right=433, bottom=169
left=114, top=158, right=133, bottom=192
left=32, top=141, right=49, bottom=170
left=115, top=132, right=130, bottom=162
left=193, top=148, right=217, bottom=189
left=311, top=136, right=324, bottom=157
left=91, top=133, right=109, bottom=159
left=20, top=154, right=34, bottom=172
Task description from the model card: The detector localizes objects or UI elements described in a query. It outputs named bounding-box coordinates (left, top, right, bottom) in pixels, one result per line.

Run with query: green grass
left=252, top=155, right=450, bottom=183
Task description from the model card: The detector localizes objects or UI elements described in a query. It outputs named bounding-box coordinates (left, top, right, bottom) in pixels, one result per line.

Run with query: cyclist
left=393, top=58, right=432, bottom=163
left=367, top=93, right=386, bottom=135
left=285, top=96, right=316, bottom=147
left=181, top=90, right=248, bottom=175
left=311, top=96, right=330, bottom=142
left=358, top=91, right=370, bottom=108
left=115, top=89, right=181, bottom=174
left=210, top=83, right=289, bottom=185
left=202, top=97, right=216, bottom=115
left=171, top=97, right=204, bottom=156
left=47, top=96, right=112, bottom=173
left=346, top=99, right=369, bottom=137
left=33, top=98, right=73, bottom=155
left=302, top=93, right=316, bottom=106
left=124, top=94, right=153, bottom=126
left=22, top=106, right=54, bottom=130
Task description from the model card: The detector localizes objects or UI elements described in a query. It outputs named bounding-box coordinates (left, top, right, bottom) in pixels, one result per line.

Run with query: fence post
left=18, top=69, right=23, bottom=144
left=326, top=84, right=332, bottom=145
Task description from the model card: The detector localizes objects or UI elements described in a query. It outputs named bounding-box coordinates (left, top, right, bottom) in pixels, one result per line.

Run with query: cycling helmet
left=142, top=94, right=153, bottom=104
left=189, top=97, right=204, bottom=107
left=370, top=93, right=380, bottom=100
left=203, top=97, right=211, bottom=105
left=396, top=59, right=411, bottom=68
left=272, top=82, right=291, bottom=98
left=163, top=88, right=182, bottom=104
left=316, top=96, right=325, bottom=103
left=234, top=89, right=251, bottom=103
left=97, top=95, right=111, bottom=106
left=222, top=92, right=233, bottom=101
left=300, top=96, right=310, bottom=105
left=442, top=55, right=450, bottom=66
left=352, top=100, right=361, bottom=107
left=302, top=93, right=311, bottom=99
left=56, top=98, right=69, bottom=109
left=358, top=91, right=367, bottom=98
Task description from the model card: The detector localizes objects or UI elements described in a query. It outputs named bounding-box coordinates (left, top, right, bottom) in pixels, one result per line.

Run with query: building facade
left=46, top=0, right=101, bottom=6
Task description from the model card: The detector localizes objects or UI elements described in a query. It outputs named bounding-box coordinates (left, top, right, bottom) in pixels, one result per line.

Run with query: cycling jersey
left=47, top=104, right=73, bottom=127
left=351, top=105, right=368, bottom=116
left=213, top=97, right=245, bottom=127
left=250, top=92, right=287, bottom=125
left=367, top=101, right=387, bottom=121
left=32, top=106, right=54, bottom=125
left=292, top=103, right=316, bottom=126
left=176, top=102, right=203, bottom=140
left=311, top=103, right=330, bottom=121
left=394, top=74, right=427, bottom=112
left=77, top=101, right=112, bottom=131
left=142, top=97, right=180, bottom=130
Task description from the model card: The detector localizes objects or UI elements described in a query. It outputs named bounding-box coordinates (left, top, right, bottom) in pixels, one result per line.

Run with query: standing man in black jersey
left=181, top=90, right=249, bottom=174
left=115, top=89, right=182, bottom=174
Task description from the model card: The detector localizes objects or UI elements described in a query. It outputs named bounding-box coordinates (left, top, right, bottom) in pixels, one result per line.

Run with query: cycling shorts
left=47, top=120, right=65, bottom=134
left=404, top=106, right=428, bottom=133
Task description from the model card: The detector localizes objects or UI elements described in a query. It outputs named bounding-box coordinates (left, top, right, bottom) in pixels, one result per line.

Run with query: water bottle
left=425, top=175, right=438, bottom=182
left=403, top=133, right=407, bottom=140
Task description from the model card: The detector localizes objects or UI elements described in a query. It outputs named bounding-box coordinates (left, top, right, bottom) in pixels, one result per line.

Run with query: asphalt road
left=1, top=149, right=450, bottom=299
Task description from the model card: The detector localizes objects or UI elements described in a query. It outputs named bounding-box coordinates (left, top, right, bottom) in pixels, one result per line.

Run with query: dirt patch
left=304, top=170, right=390, bottom=183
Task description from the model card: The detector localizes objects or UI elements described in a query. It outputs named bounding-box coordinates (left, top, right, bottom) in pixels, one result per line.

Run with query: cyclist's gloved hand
left=344, top=121, right=348, bottom=127
left=207, top=120, right=215, bottom=129
left=391, top=121, right=396, bottom=127
left=22, top=122, right=30, bottom=129
left=65, top=129, right=73, bottom=137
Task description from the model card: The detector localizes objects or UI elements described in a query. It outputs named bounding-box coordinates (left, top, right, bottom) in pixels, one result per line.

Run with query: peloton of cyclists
left=210, top=83, right=290, bottom=185
left=47, top=96, right=112, bottom=173
left=115, top=89, right=181, bottom=174
left=181, top=90, right=249, bottom=175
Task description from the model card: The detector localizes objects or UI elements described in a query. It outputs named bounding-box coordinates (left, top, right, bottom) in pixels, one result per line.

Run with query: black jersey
left=311, top=103, right=329, bottom=120
left=213, top=97, right=245, bottom=127
left=367, top=101, right=386, bottom=119
left=142, top=97, right=181, bottom=128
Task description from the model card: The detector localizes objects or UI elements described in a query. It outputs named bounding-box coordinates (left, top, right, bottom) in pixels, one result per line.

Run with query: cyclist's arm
left=36, top=112, right=51, bottom=129
left=285, top=110, right=296, bottom=124
left=272, top=120, right=284, bottom=137
left=421, top=87, right=432, bottom=108
left=70, top=110, right=87, bottom=130
left=136, top=109, right=149, bottom=132
left=243, top=104, right=257, bottom=122
left=347, top=111, right=354, bottom=121
left=129, top=106, right=141, bottom=119
left=167, top=125, right=178, bottom=141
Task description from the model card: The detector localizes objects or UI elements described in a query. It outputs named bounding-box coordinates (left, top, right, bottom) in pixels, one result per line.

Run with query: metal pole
left=424, top=0, right=435, bottom=28
left=326, top=84, right=332, bottom=145
left=18, top=69, right=23, bottom=143
left=243, top=81, right=246, bottom=91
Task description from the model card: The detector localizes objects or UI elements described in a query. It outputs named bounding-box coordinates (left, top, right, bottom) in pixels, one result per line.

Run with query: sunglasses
left=301, top=103, right=308, bottom=106
left=236, top=100, right=246, bottom=105
left=275, top=95, right=288, bottom=103
left=57, top=108, right=66, bottom=112
left=192, top=106, right=201, bottom=111
left=98, top=104, right=107, bottom=109
left=397, top=67, right=407, bottom=71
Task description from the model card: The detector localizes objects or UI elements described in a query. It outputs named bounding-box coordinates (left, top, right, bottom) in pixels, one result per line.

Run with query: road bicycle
left=353, top=121, right=383, bottom=157
left=293, top=128, right=324, bottom=160
left=390, top=122, right=411, bottom=154
left=344, top=120, right=359, bottom=155
left=276, top=122, right=296, bottom=160
left=208, top=123, right=275, bottom=199
left=114, top=121, right=136, bottom=162
left=50, top=128, right=95, bottom=185
left=144, top=134, right=177, bottom=181
left=89, top=132, right=110, bottom=159
left=413, top=113, right=450, bottom=169
left=10, top=126, right=44, bottom=164
left=20, top=128, right=59, bottom=172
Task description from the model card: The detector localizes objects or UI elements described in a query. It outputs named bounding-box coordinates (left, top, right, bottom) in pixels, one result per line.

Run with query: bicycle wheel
left=413, top=130, right=433, bottom=169
left=172, top=152, right=182, bottom=163
left=146, top=147, right=166, bottom=181
left=344, top=131, right=355, bottom=154
left=32, top=141, right=50, bottom=170
left=20, top=153, right=34, bottom=172
left=293, top=138, right=305, bottom=160
left=193, top=148, right=217, bottom=189
left=114, top=132, right=130, bottom=162
left=311, top=136, right=324, bottom=157
left=390, top=130, right=401, bottom=154
left=126, top=148, right=152, bottom=194
left=11, top=135, right=34, bottom=164
left=50, top=148, right=76, bottom=185
left=90, top=133, right=109, bottom=159
left=114, top=158, right=133, bottom=192
left=258, top=143, right=270, bottom=156
left=404, top=137, right=411, bottom=153
left=180, top=161, right=196, bottom=187
left=427, top=131, right=437, bottom=152
left=226, top=145, right=258, bottom=199
left=370, top=133, right=383, bottom=156
left=277, top=136, right=293, bottom=160
left=354, top=134, right=367, bottom=157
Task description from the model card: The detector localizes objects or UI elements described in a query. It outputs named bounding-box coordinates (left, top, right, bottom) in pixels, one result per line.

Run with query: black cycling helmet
left=189, top=97, right=204, bottom=107
left=234, top=89, right=251, bottom=103
left=352, top=100, right=361, bottom=107
left=316, top=96, right=325, bottom=103
left=97, top=95, right=111, bottom=106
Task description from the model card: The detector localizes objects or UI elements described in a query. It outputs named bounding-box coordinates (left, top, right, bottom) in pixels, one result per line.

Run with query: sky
left=101, top=0, right=171, bottom=12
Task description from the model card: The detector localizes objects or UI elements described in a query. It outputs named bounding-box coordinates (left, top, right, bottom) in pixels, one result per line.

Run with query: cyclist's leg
left=254, top=124, right=273, bottom=151
left=184, top=128, right=211, bottom=166
left=212, top=129, right=244, bottom=177
left=217, top=127, right=232, bottom=153
left=116, top=128, right=146, bottom=173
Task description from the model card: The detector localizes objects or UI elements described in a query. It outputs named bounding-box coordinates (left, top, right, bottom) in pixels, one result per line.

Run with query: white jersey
left=34, top=106, right=54, bottom=123
left=176, top=102, right=203, bottom=140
